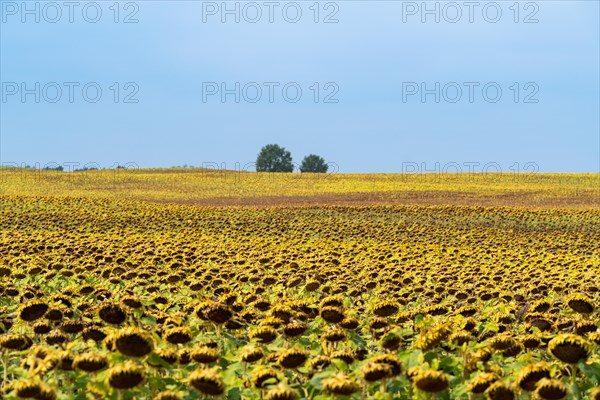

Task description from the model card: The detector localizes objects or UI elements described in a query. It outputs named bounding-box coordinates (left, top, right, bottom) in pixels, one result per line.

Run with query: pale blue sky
left=1, top=1, right=599, bottom=173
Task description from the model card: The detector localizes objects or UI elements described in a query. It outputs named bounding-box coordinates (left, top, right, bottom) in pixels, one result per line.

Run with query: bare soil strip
left=145, top=190, right=600, bottom=208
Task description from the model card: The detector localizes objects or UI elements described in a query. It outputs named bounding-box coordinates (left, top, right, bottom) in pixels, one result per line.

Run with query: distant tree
left=300, top=154, right=328, bottom=173
left=42, top=165, right=64, bottom=171
left=256, top=144, right=294, bottom=172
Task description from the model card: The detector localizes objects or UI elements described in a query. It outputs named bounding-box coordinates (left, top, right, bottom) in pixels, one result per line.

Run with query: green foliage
left=256, top=144, right=294, bottom=172
left=300, top=154, right=328, bottom=173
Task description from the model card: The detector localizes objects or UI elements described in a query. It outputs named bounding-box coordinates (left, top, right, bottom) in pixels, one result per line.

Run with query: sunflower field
left=0, top=172, right=599, bottom=399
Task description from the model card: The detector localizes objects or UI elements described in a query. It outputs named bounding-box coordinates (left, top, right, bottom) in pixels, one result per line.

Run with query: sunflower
left=188, top=367, right=225, bottom=396
left=548, top=334, right=590, bottom=363
left=282, top=321, right=307, bottom=337
left=468, top=372, right=499, bottom=393
left=362, top=362, right=392, bottom=382
left=1, top=333, right=31, bottom=350
left=13, top=379, right=55, bottom=399
left=278, top=348, right=308, bottom=369
left=115, top=327, right=154, bottom=357
left=566, top=294, right=595, bottom=314
left=164, top=327, right=193, bottom=344
left=535, top=378, right=569, bottom=400
left=413, top=369, right=449, bottom=393
left=18, top=300, right=49, bottom=322
left=264, top=383, right=298, bottom=400
left=485, top=381, right=515, bottom=400
left=339, top=316, right=359, bottom=330
left=372, top=300, right=399, bottom=317
left=107, top=361, right=145, bottom=389
left=240, top=346, right=264, bottom=363
left=516, top=363, right=551, bottom=391
left=320, top=306, right=344, bottom=324
left=250, top=326, right=278, bottom=343
left=310, top=355, right=331, bottom=370
left=322, top=373, right=361, bottom=395
left=415, top=323, right=451, bottom=351
left=98, top=303, right=127, bottom=324
left=191, top=347, right=220, bottom=364
left=252, top=367, right=279, bottom=388
left=73, top=352, right=109, bottom=372
left=154, top=390, right=183, bottom=400
left=322, top=328, right=346, bottom=343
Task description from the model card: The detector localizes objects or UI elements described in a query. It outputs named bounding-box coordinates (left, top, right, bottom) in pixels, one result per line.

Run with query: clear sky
left=1, top=0, right=599, bottom=173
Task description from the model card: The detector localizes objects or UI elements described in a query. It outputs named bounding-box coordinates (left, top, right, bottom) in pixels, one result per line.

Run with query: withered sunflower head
left=372, top=300, right=399, bottom=317
left=320, top=306, right=344, bottom=324
left=264, top=383, right=298, bottom=400
left=516, top=362, right=551, bottom=391
left=548, top=334, right=590, bottom=364
left=413, top=369, right=449, bottom=393
left=155, top=348, right=179, bottom=365
left=535, top=378, right=569, bottom=400
left=1, top=333, right=32, bottom=350
left=521, top=334, right=541, bottom=349
left=98, top=302, right=127, bottom=325
left=14, top=379, right=55, bottom=399
left=115, top=327, right=154, bottom=358
left=339, top=316, right=359, bottom=330
left=107, top=361, right=145, bottom=389
left=204, top=303, right=233, bottom=324
left=489, top=334, right=517, bottom=351
left=188, top=367, right=225, bottom=396
left=250, top=326, right=278, bottom=344
left=252, top=367, right=279, bottom=389
left=191, top=347, right=220, bottom=364
left=330, top=350, right=355, bottom=364
left=310, top=355, right=331, bottom=370
left=73, top=352, right=109, bottom=372
left=240, top=346, right=264, bottom=363
left=467, top=372, right=499, bottom=394
left=278, top=347, right=308, bottom=369
left=378, top=331, right=400, bottom=350
left=485, top=381, right=516, bottom=400
left=164, top=327, right=193, bottom=345
left=321, top=373, right=361, bottom=395
left=370, top=354, right=402, bottom=377
left=154, top=390, right=183, bottom=400
left=415, top=323, right=452, bottom=351
left=362, top=362, right=392, bottom=382
left=322, top=328, right=346, bottom=343
left=19, top=300, right=49, bottom=322
left=282, top=321, right=307, bottom=337
left=566, top=294, right=595, bottom=314
left=121, top=295, right=143, bottom=309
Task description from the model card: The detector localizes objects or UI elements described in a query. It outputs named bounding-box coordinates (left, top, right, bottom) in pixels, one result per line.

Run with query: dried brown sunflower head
left=278, top=347, right=308, bottom=369
left=115, top=327, right=154, bottom=358
left=413, top=369, right=449, bottom=393
left=322, top=373, right=361, bottom=395
left=548, top=334, right=590, bottom=364
left=164, top=327, right=193, bottom=345
left=516, top=363, right=551, bottom=391
left=485, top=381, right=516, bottom=400
left=264, top=383, right=298, bottom=400
left=467, top=372, right=499, bottom=394
left=188, top=367, right=225, bottom=396
left=107, top=361, right=145, bottom=389
left=535, top=378, right=569, bottom=400
left=73, top=352, right=109, bottom=372
left=19, top=300, right=49, bottom=322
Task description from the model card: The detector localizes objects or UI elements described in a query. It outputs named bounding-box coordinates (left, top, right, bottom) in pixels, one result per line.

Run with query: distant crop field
left=0, top=172, right=599, bottom=399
